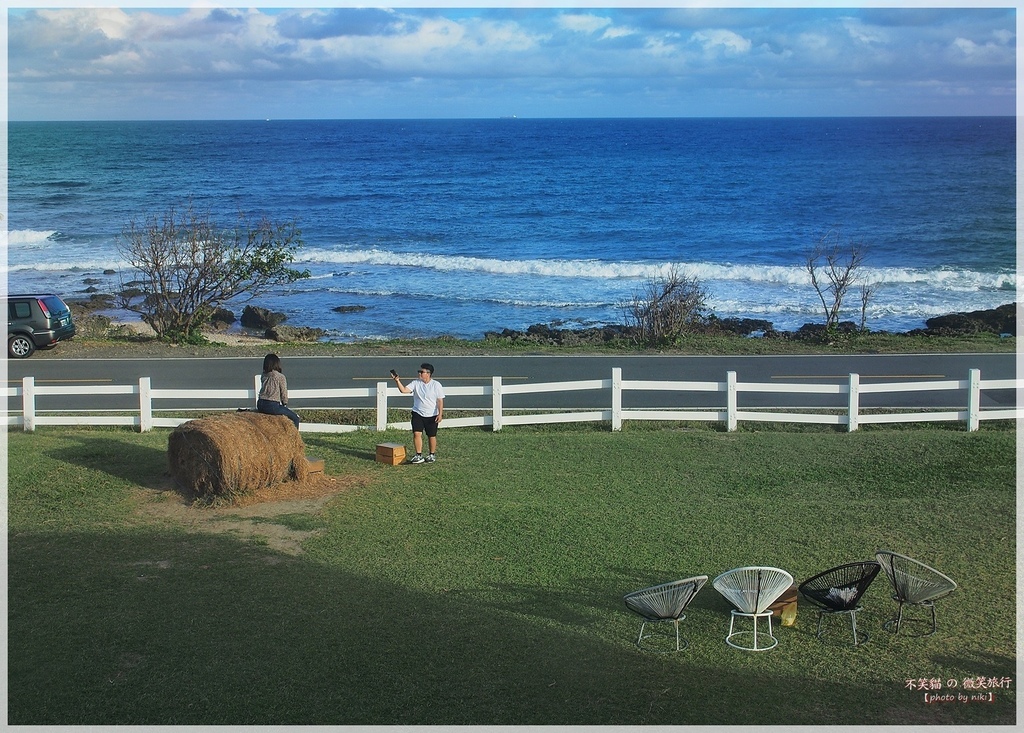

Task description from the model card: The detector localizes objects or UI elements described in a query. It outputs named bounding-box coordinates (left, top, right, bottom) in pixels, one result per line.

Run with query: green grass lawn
left=7, top=422, right=1016, bottom=725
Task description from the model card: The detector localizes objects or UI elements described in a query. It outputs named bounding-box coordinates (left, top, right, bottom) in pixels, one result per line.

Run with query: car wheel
left=8, top=334, right=35, bottom=358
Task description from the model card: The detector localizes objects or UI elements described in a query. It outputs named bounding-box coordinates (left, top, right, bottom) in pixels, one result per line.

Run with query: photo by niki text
left=906, top=675, right=1013, bottom=704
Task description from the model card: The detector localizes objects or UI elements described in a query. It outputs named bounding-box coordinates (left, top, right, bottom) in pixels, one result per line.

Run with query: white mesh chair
left=875, top=551, right=957, bottom=636
left=713, top=566, right=794, bottom=651
left=623, top=576, right=708, bottom=652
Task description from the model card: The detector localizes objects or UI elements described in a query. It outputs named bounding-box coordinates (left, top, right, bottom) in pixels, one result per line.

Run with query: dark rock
left=707, top=316, right=776, bottom=336
left=65, top=293, right=116, bottom=316
left=118, top=287, right=147, bottom=301
left=924, top=303, right=1015, bottom=336
left=103, top=269, right=117, bottom=276
left=794, top=321, right=860, bottom=340
left=332, top=305, right=368, bottom=313
left=241, top=305, right=287, bottom=329
left=266, top=325, right=327, bottom=342
left=205, top=307, right=236, bottom=331
left=484, top=323, right=633, bottom=345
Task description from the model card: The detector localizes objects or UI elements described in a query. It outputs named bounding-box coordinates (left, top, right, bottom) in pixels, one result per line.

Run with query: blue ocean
left=6, top=117, right=1016, bottom=340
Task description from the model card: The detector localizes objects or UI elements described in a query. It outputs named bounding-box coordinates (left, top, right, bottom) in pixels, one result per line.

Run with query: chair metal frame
left=798, top=561, right=881, bottom=646
left=623, top=576, right=709, bottom=653
left=875, top=550, right=957, bottom=636
left=713, top=567, right=794, bottom=652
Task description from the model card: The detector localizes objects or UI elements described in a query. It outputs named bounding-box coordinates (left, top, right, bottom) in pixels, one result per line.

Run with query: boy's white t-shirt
left=409, top=379, right=445, bottom=416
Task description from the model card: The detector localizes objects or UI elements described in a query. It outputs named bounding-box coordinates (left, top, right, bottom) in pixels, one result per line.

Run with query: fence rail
left=6, top=368, right=1019, bottom=433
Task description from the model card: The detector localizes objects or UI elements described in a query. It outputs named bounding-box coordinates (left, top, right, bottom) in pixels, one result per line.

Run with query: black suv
left=7, top=294, right=76, bottom=358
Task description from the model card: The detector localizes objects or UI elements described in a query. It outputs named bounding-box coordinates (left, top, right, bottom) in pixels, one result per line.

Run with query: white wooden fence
left=6, top=368, right=1019, bottom=433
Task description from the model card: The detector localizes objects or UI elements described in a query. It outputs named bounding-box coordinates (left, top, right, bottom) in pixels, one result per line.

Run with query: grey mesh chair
left=875, top=551, right=957, bottom=636
left=713, top=566, right=793, bottom=651
left=799, top=561, right=881, bottom=646
left=623, top=576, right=708, bottom=652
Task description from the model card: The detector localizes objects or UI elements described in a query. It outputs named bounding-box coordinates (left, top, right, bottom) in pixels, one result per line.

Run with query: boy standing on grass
left=392, top=362, right=445, bottom=463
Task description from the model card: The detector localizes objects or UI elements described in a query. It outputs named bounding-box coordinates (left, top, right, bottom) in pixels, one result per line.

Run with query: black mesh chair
left=798, top=561, right=881, bottom=646
left=623, top=576, right=708, bottom=652
left=875, top=551, right=957, bottom=636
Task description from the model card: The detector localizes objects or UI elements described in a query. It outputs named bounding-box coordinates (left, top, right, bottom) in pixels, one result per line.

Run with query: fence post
left=726, top=371, right=737, bottom=432
left=847, top=373, right=860, bottom=432
left=139, top=377, right=153, bottom=432
left=22, top=376, right=35, bottom=432
left=376, top=381, right=389, bottom=432
left=611, top=367, right=622, bottom=431
left=966, top=368, right=981, bottom=431
left=253, top=374, right=262, bottom=407
left=492, top=376, right=503, bottom=432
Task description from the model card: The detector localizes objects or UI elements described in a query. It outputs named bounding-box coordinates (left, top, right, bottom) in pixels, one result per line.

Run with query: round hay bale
left=168, top=411, right=309, bottom=501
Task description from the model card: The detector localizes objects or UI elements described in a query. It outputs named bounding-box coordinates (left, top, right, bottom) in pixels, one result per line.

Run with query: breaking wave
left=299, top=247, right=1017, bottom=291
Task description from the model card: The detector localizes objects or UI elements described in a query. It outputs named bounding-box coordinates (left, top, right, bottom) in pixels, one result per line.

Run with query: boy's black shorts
left=411, top=411, right=439, bottom=437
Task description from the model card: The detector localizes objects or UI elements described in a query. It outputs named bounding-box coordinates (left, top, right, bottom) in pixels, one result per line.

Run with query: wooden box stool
left=375, top=442, right=406, bottom=465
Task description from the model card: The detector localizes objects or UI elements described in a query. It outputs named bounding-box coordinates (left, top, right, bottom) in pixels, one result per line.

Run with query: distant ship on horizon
left=499, top=114, right=518, bottom=119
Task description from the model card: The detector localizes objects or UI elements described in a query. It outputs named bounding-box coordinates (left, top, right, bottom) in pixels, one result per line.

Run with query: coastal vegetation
left=624, top=266, right=710, bottom=347
left=7, top=423, right=1015, bottom=725
left=116, top=203, right=309, bottom=343
left=805, top=230, right=872, bottom=334
left=60, top=294, right=1017, bottom=359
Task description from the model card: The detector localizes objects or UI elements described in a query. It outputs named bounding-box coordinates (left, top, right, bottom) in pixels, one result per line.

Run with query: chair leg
left=886, top=600, right=940, bottom=637
left=759, top=613, right=776, bottom=651
left=850, top=609, right=868, bottom=646
left=726, top=611, right=778, bottom=651
left=886, top=600, right=905, bottom=634
left=636, top=618, right=688, bottom=653
left=815, top=611, right=825, bottom=639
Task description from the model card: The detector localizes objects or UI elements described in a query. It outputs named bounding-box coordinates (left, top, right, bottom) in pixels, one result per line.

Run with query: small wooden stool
left=375, top=442, right=406, bottom=465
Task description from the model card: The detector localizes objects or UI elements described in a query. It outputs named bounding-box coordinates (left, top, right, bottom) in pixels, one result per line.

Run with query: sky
left=4, top=3, right=1018, bottom=120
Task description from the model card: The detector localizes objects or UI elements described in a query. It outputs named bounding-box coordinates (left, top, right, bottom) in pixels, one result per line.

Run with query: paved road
left=7, top=353, right=1017, bottom=412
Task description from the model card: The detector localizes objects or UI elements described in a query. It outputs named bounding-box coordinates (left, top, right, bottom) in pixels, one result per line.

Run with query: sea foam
left=299, top=247, right=1017, bottom=291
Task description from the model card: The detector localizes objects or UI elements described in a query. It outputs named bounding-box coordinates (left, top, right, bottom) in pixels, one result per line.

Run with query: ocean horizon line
left=8, top=114, right=1016, bottom=124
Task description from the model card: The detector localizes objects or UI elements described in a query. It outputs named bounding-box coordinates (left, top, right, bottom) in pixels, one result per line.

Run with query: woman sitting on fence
left=256, top=353, right=300, bottom=429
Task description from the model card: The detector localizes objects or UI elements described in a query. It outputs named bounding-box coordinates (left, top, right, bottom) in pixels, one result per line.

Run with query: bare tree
left=805, top=231, right=868, bottom=333
left=858, top=281, right=876, bottom=332
left=117, top=203, right=309, bottom=342
left=624, top=266, right=709, bottom=346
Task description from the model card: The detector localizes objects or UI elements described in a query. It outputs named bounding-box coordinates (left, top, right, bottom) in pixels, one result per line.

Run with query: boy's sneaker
left=409, top=454, right=425, bottom=464
left=426, top=453, right=436, bottom=463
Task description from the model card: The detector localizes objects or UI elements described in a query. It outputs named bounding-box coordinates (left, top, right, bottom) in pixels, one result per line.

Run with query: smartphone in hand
left=389, top=369, right=398, bottom=378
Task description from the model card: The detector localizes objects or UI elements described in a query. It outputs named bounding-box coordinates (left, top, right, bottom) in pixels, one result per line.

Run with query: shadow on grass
left=302, top=434, right=381, bottom=462
left=51, top=433, right=169, bottom=486
left=8, top=529, right=1014, bottom=726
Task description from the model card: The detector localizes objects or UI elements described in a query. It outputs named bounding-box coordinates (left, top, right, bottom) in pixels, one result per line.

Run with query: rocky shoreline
left=483, top=303, right=1017, bottom=346
left=65, top=293, right=1016, bottom=348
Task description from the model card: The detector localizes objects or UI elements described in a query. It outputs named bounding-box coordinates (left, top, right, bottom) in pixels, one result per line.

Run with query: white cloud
left=952, top=35, right=1014, bottom=65
left=600, top=26, right=637, bottom=41
left=841, top=17, right=887, bottom=45
left=689, top=29, right=752, bottom=55
left=557, top=13, right=612, bottom=35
